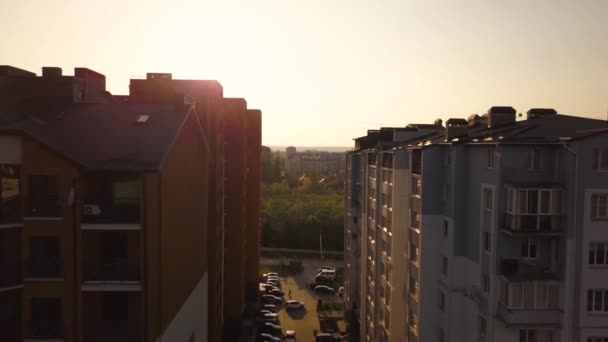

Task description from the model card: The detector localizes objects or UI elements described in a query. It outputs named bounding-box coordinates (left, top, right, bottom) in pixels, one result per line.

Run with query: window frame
left=521, top=239, right=539, bottom=259
left=591, top=193, right=608, bottom=220
left=487, top=148, right=495, bottom=169
left=593, top=148, right=608, bottom=171
left=589, top=242, right=608, bottom=266
left=587, top=289, right=608, bottom=313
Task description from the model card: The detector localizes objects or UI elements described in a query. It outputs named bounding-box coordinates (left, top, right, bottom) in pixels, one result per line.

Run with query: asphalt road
left=261, top=258, right=343, bottom=342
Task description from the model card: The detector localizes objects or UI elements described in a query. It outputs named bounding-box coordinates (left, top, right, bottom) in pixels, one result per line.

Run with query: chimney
left=42, top=67, right=62, bottom=78
left=445, top=118, right=468, bottom=140
left=487, top=106, right=516, bottom=127
left=146, top=73, right=172, bottom=80
left=434, top=118, right=443, bottom=127
left=527, top=108, right=557, bottom=120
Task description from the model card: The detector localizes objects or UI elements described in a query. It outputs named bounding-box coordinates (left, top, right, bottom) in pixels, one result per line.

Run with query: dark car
left=314, top=285, right=335, bottom=294
left=262, top=294, right=283, bottom=304
left=259, top=322, right=282, bottom=335
left=269, top=288, right=284, bottom=297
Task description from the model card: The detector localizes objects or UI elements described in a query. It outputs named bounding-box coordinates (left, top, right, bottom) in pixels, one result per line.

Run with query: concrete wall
left=157, top=110, right=210, bottom=340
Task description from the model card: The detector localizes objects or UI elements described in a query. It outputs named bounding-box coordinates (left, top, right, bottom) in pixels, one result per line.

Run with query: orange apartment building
left=0, top=66, right=262, bottom=342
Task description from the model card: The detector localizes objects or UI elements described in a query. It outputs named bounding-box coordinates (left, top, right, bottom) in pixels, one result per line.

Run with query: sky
left=1, top=0, right=607, bottom=147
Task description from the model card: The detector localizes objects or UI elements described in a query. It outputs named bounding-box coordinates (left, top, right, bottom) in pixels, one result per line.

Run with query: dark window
left=483, top=232, right=491, bottom=252
left=30, top=297, right=63, bottom=339
left=441, top=256, right=448, bottom=275
left=28, top=175, right=61, bottom=217
left=102, top=292, right=128, bottom=321
left=443, top=220, right=449, bottom=237
left=28, top=237, right=61, bottom=277
left=439, top=291, right=446, bottom=311
left=591, top=194, right=608, bottom=220
left=593, top=149, right=608, bottom=171
left=0, top=165, right=21, bottom=223
left=487, top=149, right=494, bottom=168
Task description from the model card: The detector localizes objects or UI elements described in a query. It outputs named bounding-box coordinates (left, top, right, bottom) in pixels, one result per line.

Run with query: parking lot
left=260, top=257, right=345, bottom=342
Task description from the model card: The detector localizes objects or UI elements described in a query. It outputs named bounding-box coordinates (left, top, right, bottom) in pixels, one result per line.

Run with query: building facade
left=285, top=146, right=344, bottom=177
left=0, top=66, right=262, bottom=342
left=345, top=108, right=608, bottom=342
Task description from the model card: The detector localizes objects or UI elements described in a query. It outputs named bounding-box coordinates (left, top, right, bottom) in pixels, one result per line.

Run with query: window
left=439, top=328, right=444, bottom=342
left=412, top=177, right=421, bottom=196
left=588, top=337, right=608, bottom=342
left=409, top=276, right=418, bottom=298
left=501, top=279, right=558, bottom=309
left=587, top=289, right=608, bottom=313
left=439, top=291, right=446, bottom=311
left=589, top=242, right=608, bottom=265
left=483, top=231, right=491, bottom=252
left=487, top=148, right=495, bottom=168
left=443, top=183, right=450, bottom=201
left=591, top=194, right=608, bottom=220
left=0, top=165, right=20, bottom=223
left=409, top=243, right=419, bottom=264
left=411, top=211, right=421, bottom=229
left=445, top=150, right=451, bottom=166
left=408, top=310, right=418, bottom=330
left=443, top=220, right=449, bottom=237
left=479, top=315, right=486, bottom=335
left=28, top=175, right=61, bottom=217
left=528, top=148, right=541, bottom=170
left=593, top=148, right=608, bottom=171
left=28, top=237, right=62, bottom=278
left=441, top=256, right=448, bottom=276
left=483, top=188, right=493, bottom=210
left=521, top=239, right=538, bottom=259
left=519, top=330, right=535, bottom=342
left=483, top=275, right=490, bottom=294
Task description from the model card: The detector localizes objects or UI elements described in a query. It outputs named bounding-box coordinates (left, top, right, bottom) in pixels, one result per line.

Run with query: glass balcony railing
left=84, top=258, right=140, bottom=282
left=26, top=320, right=64, bottom=339
left=502, top=213, right=561, bottom=234
left=27, top=257, right=63, bottom=278
left=0, top=263, right=22, bottom=287
left=82, top=202, right=140, bottom=224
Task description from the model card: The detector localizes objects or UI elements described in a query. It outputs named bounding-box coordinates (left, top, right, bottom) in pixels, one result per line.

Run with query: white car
left=285, top=330, right=297, bottom=342
left=259, top=333, right=281, bottom=342
left=267, top=276, right=280, bottom=282
left=264, top=272, right=279, bottom=277
left=338, top=287, right=344, bottom=295
left=285, top=300, right=304, bottom=310
left=320, top=266, right=335, bottom=271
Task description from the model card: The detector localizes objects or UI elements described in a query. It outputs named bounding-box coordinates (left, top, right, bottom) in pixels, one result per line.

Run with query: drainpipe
left=562, top=143, right=578, bottom=341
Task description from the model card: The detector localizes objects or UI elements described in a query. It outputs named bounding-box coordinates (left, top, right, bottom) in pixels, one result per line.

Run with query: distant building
left=345, top=107, right=608, bottom=342
left=284, top=146, right=344, bottom=176
left=0, top=66, right=261, bottom=342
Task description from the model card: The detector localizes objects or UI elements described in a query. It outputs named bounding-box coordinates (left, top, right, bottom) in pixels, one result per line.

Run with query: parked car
left=285, top=300, right=304, bottom=310
left=338, top=287, right=344, bottom=296
left=285, top=330, right=297, bottom=342
left=259, top=322, right=282, bottom=335
left=262, top=284, right=279, bottom=292
left=262, top=304, right=277, bottom=312
left=262, top=294, right=283, bottom=304
left=314, top=285, right=335, bottom=295
left=314, top=333, right=338, bottom=342
left=256, top=313, right=279, bottom=324
left=267, top=276, right=280, bottom=282
left=319, top=266, right=335, bottom=271
left=257, top=309, right=273, bottom=317
left=316, top=269, right=336, bottom=279
left=264, top=272, right=279, bottom=277
left=314, top=274, right=332, bottom=285
left=257, top=332, right=281, bottom=342
left=268, top=288, right=284, bottom=297
left=267, top=280, right=282, bottom=288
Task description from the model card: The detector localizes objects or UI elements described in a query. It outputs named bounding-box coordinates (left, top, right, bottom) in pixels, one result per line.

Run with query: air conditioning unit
left=83, top=204, right=101, bottom=216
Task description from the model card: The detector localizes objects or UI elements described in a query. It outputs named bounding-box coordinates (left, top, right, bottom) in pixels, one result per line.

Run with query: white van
left=316, top=269, right=336, bottom=279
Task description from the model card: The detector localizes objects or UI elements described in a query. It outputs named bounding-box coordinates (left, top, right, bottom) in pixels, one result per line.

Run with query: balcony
left=83, top=258, right=141, bottom=291
left=26, top=258, right=63, bottom=279
left=84, top=320, right=140, bottom=342
left=0, top=320, right=21, bottom=341
left=82, top=202, right=141, bottom=230
left=26, top=320, right=64, bottom=340
left=497, top=302, right=561, bottom=327
left=0, top=263, right=22, bottom=289
left=25, top=201, right=63, bottom=220
left=500, top=259, right=560, bottom=282
left=502, top=213, right=561, bottom=237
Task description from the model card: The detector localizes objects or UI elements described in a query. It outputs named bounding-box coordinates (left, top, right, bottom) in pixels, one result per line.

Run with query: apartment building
left=285, top=146, right=345, bottom=177
left=345, top=107, right=608, bottom=342
left=0, top=66, right=262, bottom=342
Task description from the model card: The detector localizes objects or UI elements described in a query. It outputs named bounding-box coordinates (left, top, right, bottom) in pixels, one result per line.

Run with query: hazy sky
left=1, top=0, right=607, bottom=146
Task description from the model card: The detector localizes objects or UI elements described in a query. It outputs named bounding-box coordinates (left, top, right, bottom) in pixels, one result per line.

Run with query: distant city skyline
left=1, top=0, right=607, bottom=146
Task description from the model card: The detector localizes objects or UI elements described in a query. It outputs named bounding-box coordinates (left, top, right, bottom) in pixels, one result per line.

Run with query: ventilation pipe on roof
left=434, top=118, right=443, bottom=127
left=467, top=114, right=487, bottom=127
left=527, top=108, right=557, bottom=120
left=445, top=118, right=468, bottom=140
left=42, top=67, right=62, bottom=78
left=487, top=106, right=516, bottom=127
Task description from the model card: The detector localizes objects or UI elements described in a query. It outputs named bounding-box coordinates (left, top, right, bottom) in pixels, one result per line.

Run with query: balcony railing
left=497, top=302, right=561, bottom=327
left=27, top=258, right=63, bottom=278
left=502, top=213, right=561, bottom=235
left=0, top=263, right=22, bottom=287
left=84, top=320, right=140, bottom=342
left=82, top=202, right=140, bottom=224
left=25, top=201, right=63, bottom=218
left=26, top=320, right=64, bottom=339
left=84, top=259, right=140, bottom=282
left=0, top=320, right=21, bottom=341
